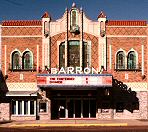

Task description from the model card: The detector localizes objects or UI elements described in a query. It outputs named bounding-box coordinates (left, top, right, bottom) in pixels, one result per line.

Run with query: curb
left=8, top=123, right=128, bottom=127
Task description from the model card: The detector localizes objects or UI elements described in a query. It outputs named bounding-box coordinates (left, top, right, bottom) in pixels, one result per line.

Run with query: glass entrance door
left=67, top=98, right=96, bottom=119
left=51, top=98, right=96, bottom=119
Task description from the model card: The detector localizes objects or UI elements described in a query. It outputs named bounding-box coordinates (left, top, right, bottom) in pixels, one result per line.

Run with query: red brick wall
left=106, top=26, right=147, bottom=83
left=1, top=27, right=42, bottom=83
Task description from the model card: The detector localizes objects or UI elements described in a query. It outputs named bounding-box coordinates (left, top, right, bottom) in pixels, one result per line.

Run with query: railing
left=114, top=63, right=141, bottom=71
left=8, top=63, right=36, bottom=72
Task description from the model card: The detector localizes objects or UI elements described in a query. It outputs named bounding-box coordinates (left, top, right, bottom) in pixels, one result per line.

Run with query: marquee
left=37, top=74, right=112, bottom=87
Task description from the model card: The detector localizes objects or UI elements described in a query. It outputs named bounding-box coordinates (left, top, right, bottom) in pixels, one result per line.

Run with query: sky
left=0, top=0, right=148, bottom=21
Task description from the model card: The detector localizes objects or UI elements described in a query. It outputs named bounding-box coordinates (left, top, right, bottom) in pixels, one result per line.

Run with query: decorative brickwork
left=7, top=83, right=37, bottom=91
left=2, top=27, right=42, bottom=36
left=106, top=27, right=147, bottom=36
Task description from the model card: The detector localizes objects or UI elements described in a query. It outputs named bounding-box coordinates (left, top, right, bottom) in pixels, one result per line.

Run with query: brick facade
left=0, top=3, right=148, bottom=121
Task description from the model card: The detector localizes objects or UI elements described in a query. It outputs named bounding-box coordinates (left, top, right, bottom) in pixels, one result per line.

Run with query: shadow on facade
left=98, top=78, right=139, bottom=113
left=0, top=70, right=8, bottom=101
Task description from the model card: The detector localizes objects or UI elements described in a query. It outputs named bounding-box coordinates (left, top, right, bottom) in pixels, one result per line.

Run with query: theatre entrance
left=51, top=98, right=96, bottom=119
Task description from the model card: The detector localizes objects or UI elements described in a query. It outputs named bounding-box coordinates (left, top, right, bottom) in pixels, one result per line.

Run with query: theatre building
left=0, top=3, right=148, bottom=120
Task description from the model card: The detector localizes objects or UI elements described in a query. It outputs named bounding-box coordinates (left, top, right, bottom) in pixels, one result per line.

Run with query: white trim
left=22, top=101, right=24, bottom=115
left=80, top=41, right=83, bottom=67
left=4, top=45, right=7, bottom=75
left=37, top=45, right=39, bottom=72
left=106, top=26, right=147, bottom=28
left=16, top=101, right=18, bottom=115
left=109, top=45, right=112, bottom=69
left=2, top=26, right=42, bottom=28
left=7, top=94, right=37, bottom=97
left=142, top=45, right=144, bottom=75
left=65, top=41, right=68, bottom=68
left=107, top=35, right=147, bottom=38
left=2, top=36, right=42, bottom=38
left=34, top=100, right=36, bottom=115
left=28, top=101, right=30, bottom=115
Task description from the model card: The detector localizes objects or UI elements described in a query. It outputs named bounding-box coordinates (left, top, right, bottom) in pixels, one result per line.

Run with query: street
left=1, top=126, right=148, bottom=132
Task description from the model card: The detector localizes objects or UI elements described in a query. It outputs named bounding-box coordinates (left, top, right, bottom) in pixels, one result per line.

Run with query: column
left=109, top=44, right=112, bottom=70
left=65, top=8, right=68, bottom=68
left=37, top=45, right=39, bottom=72
left=142, top=44, right=144, bottom=75
left=80, top=8, right=83, bottom=68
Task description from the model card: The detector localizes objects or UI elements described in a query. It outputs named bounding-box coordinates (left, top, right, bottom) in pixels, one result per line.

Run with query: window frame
left=22, top=51, right=33, bottom=70
left=11, top=100, right=36, bottom=116
left=10, top=49, right=35, bottom=72
left=116, top=51, right=126, bottom=70
left=70, top=9, right=78, bottom=27
left=12, top=51, right=21, bottom=70
left=127, top=51, right=136, bottom=69
left=39, top=101, right=48, bottom=113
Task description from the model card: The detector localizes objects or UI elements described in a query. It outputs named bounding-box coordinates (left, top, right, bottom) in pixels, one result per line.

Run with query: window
left=12, top=100, right=16, bottom=115
left=11, top=50, right=34, bottom=71
left=127, top=51, right=136, bottom=69
left=59, top=42, right=65, bottom=68
left=116, top=51, right=125, bottom=69
left=18, top=100, right=22, bottom=115
left=11, top=100, right=35, bottom=115
left=83, top=42, right=91, bottom=67
left=12, top=51, right=21, bottom=69
left=39, top=101, right=47, bottom=113
left=70, top=9, right=79, bottom=32
left=59, top=41, right=91, bottom=69
left=24, top=101, right=28, bottom=115
left=100, top=21, right=105, bottom=37
left=71, top=10, right=77, bottom=27
left=22, top=51, right=33, bottom=69
left=68, top=41, right=80, bottom=67
left=72, top=10, right=76, bottom=26
left=30, top=101, right=35, bottom=115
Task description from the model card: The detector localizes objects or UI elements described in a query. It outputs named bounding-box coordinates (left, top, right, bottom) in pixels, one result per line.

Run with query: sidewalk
left=0, top=119, right=148, bottom=127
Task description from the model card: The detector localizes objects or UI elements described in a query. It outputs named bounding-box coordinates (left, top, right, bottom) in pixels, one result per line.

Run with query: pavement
left=1, top=119, right=148, bottom=127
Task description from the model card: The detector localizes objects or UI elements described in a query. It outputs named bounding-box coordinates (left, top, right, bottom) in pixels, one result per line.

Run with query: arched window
left=127, top=51, right=136, bottom=69
left=70, top=9, right=79, bottom=32
left=72, top=10, right=76, bottom=26
left=22, top=51, right=33, bottom=69
left=12, top=51, right=21, bottom=69
left=116, top=51, right=125, bottom=69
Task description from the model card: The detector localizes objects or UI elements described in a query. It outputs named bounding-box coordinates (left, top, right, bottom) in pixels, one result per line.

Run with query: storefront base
left=0, top=103, right=10, bottom=121
left=1, top=90, right=147, bottom=121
